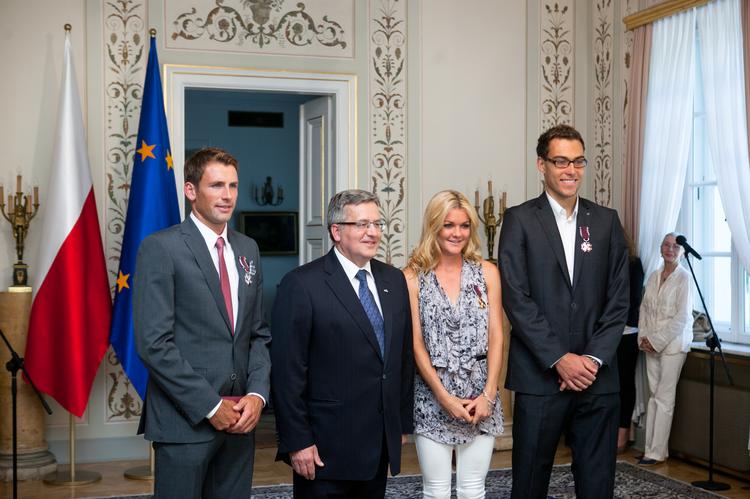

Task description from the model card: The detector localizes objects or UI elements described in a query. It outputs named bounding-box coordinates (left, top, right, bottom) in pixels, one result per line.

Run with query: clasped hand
left=208, top=395, right=264, bottom=433
left=556, top=353, right=598, bottom=391
left=439, top=393, right=491, bottom=425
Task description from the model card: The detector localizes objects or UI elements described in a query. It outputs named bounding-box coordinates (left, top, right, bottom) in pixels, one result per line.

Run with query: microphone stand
left=0, top=328, right=53, bottom=499
left=681, top=255, right=732, bottom=491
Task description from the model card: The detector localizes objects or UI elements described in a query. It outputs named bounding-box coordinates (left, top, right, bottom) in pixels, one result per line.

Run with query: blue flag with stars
left=110, top=36, right=180, bottom=400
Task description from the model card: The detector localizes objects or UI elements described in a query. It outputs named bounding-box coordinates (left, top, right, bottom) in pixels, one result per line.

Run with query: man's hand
left=290, top=444, right=325, bottom=480
left=208, top=399, right=241, bottom=431
left=555, top=353, right=597, bottom=391
left=228, top=395, right=264, bottom=434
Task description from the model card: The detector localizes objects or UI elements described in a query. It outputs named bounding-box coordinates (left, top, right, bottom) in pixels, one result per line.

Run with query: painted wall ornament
left=167, top=0, right=353, bottom=57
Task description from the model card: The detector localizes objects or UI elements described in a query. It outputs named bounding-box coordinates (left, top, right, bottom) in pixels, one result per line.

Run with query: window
left=678, top=31, right=750, bottom=344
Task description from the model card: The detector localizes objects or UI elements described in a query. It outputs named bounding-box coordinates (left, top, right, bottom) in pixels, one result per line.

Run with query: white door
left=299, top=96, right=334, bottom=264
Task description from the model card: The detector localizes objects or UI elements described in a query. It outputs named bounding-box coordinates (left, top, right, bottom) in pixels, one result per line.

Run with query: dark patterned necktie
left=356, top=269, right=384, bottom=355
left=216, top=236, right=234, bottom=334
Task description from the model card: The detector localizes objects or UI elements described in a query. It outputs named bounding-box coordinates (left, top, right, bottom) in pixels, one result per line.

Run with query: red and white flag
left=25, top=33, right=111, bottom=417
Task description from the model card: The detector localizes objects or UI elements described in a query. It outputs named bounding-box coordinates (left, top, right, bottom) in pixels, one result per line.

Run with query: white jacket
left=638, top=264, right=694, bottom=354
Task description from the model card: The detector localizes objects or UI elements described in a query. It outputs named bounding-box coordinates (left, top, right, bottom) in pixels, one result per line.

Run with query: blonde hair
left=407, top=190, right=483, bottom=273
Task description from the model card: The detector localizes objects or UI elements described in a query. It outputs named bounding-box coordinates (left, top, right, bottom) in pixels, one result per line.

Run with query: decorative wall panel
left=369, top=0, right=406, bottom=267
left=593, top=0, right=614, bottom=207
left=166, top=0, right=354, bottom=58
left=103, top=0, right=148, bottom=421
left=540, top=1, right=574, bottom=131
left=621, top=0, right=637, bottom=198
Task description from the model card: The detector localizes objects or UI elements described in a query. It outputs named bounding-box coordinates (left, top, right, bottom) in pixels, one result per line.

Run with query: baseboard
left=47, top=435, right=150, bottom=464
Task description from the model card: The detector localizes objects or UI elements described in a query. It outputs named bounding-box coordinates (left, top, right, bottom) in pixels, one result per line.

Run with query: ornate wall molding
left=103, top=0, right=148, bottom=422
left=540, top=1, right=574, bottom=131
left=593, top=0, right=614, bottom=207
left=166, top=0, right=354, bottom=58
left=369, top=0, right=406, bottom=267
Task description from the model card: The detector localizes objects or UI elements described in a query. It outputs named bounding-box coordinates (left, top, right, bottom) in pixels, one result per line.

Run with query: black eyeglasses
left=545, top=157, right=588, bottom=169
left=335, top=220, right=386, bottom=231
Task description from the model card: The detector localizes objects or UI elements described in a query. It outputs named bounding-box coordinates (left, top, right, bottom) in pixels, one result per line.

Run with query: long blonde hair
left=407, top=190, right=483, bottom=273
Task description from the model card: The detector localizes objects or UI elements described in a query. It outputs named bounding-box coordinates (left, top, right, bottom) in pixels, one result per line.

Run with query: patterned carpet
left=94, top=462, right=727, bottom=499
left=251, top=462, right=726, bottom=498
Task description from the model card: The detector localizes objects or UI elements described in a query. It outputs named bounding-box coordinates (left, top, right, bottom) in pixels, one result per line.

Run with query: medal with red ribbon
left=579, top=226, right=592, bottom=252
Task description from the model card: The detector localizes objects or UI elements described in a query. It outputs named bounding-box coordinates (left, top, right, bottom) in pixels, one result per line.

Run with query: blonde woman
left=403, top=190, right=504, bottom=499
left=637, top=232, right=694, bottom=465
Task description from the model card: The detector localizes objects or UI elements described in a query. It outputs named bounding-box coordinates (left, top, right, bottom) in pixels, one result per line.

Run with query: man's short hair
left=536, top=124, right=585, bottom=159
left=184, top=147, right=238, bottom=186
left=326, top=189, right=381, bottom=240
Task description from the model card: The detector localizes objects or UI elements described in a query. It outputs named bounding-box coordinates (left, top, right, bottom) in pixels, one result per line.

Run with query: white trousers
left=643, top=351, right=687, bottom=461
left=414, top=434, right=495, bottom=499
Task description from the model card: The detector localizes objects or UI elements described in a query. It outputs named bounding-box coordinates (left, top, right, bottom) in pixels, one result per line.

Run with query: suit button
left=382, top=374, right=387, bottom=380
left=230, top=373, right=237, bottom=381
left=571, top=302, right=577, bottom=310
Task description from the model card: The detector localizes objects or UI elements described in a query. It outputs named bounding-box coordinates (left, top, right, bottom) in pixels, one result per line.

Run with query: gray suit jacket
left=134, top=217, right=271, bottom=443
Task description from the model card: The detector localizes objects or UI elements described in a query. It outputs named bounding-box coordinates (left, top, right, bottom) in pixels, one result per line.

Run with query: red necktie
left=216, top=236, right=234, bottom=334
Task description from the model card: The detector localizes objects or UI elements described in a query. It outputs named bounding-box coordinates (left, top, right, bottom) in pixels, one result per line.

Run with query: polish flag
left=24, top=33, right=111, bottom=418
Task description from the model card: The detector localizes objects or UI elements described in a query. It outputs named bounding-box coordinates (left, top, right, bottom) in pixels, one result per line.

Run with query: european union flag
left=110, top=35, right=180, bottom=400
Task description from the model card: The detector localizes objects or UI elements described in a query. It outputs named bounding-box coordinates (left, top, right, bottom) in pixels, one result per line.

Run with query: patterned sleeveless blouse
left=413, top=259, right=504, bottom=444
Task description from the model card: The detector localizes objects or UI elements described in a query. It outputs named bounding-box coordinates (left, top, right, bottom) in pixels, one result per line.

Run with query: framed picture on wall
left=239, top=211, right=298, bottom=256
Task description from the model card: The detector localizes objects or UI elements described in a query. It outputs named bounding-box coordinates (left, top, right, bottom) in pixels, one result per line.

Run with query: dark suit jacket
left=271, top=249, right=414, bottom=480
left=134, top=217, right=271, bottom=443
left=498, top=193, right=629, bottom=395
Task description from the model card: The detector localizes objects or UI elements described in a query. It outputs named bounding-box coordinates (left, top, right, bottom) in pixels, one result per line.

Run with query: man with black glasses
left=499, top=125, right=630, bottom=498
left=271, top=189, right=414, bottom=498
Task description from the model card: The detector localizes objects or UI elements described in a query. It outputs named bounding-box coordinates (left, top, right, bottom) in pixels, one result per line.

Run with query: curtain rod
left=624, top=0, right=713, bottom=30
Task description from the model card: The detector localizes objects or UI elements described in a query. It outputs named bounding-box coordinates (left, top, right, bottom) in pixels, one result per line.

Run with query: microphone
left=675, top=235, right=702, bottom=260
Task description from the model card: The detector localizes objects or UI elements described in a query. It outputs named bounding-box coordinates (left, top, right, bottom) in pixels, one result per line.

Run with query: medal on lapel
left=239, top=255, right=256, bottom=285
left=579, top=226, right=592, bottom=253
left=473, top=284, right=487, bottom=309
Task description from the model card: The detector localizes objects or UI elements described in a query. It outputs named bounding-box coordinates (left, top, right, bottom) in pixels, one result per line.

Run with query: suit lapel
left=534, top=193, right=572, bottom=287
left=370, top=261, right=392, bottom=367
left=572, top=200, right=591, bottom=291
left=181, top=219, right=233, bottom=335
left=228, top=230, right=247, bottom=338
left=323, top=250, right=384, bottom=361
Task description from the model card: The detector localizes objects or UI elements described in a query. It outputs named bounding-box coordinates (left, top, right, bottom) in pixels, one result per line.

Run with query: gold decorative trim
left=624, top=0, right=711, bottom=31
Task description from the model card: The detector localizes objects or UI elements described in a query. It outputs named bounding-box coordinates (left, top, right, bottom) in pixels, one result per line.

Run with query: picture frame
left=238, top=211, right=298, bottom=256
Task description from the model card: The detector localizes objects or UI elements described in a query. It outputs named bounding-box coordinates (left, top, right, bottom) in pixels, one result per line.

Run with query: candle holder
left=474, top=181, right=506, bottom=264
left=0, top=175, right=40, bottom=289
left=252, top=176, right=284, bottom=206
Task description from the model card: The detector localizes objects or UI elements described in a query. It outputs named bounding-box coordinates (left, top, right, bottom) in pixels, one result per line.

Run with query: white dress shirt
left=334, top=247, right=383, bottom=315
left=545, top=191, right=578, bottom=286
left=190, top=213, right=265, bottom=418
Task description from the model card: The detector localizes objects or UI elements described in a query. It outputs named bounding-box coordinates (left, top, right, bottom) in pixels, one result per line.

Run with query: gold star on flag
left=136, top=140, right=156, bottom=162
left=166, top=151, right=174, bottom=170
left=116, top=271, right=130, bottom=292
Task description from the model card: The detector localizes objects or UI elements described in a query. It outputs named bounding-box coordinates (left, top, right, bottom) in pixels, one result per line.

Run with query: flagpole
left=124, top=440, right=155, bottom=480
left=43, top=413, right=101, bottom=486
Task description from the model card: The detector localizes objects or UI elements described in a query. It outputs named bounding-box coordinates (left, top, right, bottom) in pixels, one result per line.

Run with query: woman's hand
left=639, top=337, right=656, bottom=353
left=438, top=393, right=473, bottom=423
left=465, top=393, right=493, bottom=425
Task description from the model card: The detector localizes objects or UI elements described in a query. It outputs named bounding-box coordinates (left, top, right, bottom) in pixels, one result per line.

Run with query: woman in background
left=404, top=190, right=504, bottom=499
left=637, top=232, right=693, bottom=465
left=616, top=228, right=644, bottom=452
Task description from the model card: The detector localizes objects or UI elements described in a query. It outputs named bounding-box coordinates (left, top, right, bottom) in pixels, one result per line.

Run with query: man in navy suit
left=271, top=189, right=414, bottom=498
left=498, top=125, right=630, bottom=498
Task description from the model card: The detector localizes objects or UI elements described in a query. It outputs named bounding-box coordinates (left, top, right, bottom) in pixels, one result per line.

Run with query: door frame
left=164, top=65, right=357, bottom=216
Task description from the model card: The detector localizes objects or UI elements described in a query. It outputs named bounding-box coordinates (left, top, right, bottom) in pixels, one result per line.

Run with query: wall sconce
left=474, top=181, right=506, bottom=264
left=252, top=176, right=284, bottom=206
left=1, top=175, right=40, bottom=288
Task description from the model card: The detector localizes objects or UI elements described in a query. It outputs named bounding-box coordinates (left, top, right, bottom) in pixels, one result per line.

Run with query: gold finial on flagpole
left=64, top=24, right=72, bottom=32
left=150, top=28, right=157, bottom=38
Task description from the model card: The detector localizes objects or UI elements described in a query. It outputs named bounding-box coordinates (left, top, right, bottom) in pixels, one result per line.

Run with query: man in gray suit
left=134, top=147, right=271, bottom=499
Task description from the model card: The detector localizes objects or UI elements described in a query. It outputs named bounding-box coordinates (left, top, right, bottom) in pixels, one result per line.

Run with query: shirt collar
left=190, top=211, right=229, bottom=248
left=334, top=246, right=373, bottom=281
left=545, top=191, right=579, bottom=221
